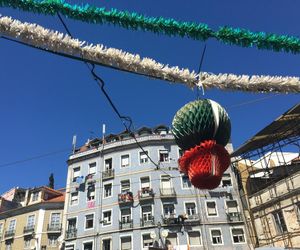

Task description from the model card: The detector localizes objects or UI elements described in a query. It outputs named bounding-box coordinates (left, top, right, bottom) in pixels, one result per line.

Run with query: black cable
left=196, top=44, right=207, bottom=99
left=55, top=12, right=170, bottom=175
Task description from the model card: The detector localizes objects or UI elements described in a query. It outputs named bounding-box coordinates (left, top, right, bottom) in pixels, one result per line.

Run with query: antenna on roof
left=72, top=135, right=77, bottom=154
left=102, top=124, right=106, bottom=148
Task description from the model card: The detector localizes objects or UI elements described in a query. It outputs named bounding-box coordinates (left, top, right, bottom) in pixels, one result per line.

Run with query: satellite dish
left=161, top=230, right=169, bottom=238
left=150, top=231, right=156, bottom=239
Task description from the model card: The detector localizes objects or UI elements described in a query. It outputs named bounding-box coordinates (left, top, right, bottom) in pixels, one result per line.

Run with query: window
left=222, top=173, right=232, bottom=187
left=159, top=149, right=169, bottom=162
left=121, top=236, right=132, bottom=250
left=142, top=205, right=152, bottom=221
left=85, top=214, right=94, bottom=229
left=211, top=229, right=222, bottom=245
left=27, top=215, right=35, bottom=228
left=185, top=203, right=196, bottom=216
left=103, top=210, right=112, bottom=225
left=142, top=234, right=153, bottom=249
left=67, top=218, right=76, bottom=231
left=105, top=158, right=112, bottom=170
left=70, top=192, right=78, bottom=205
left=121, top=208, right=131, bottom=223
left=273, top=211, right=287, bottom=233
left=166, top=232, right=178, bottom=248
left=121, top=180, right=130, bottom=193
left=104, top=183, right=112, bottom=198
left=87, top=184, right=95, bottom=201
left=83, top=241, right=93, bottom=250
left=226, top=200, right=239, bottom=216
left=24, top=239, right=31, bottom=248
left=48, top=235, right=58, bottom=246
left=73, top=167, right=80, bottom=182
left=65, top=245, right=75, bottom=250
left=140, top=151, right=149, bottom=164
left=231, top=228, right=246, bottom=243
left=160, top=175, right=172, bottom=194
left=206, top=201, right=217, bottom=216
left=102, top=239, right=111, bottom=250
left=31, top=191, right=39, bottom=202
left=50, top=213, right=60, bottom=227
left=140, top=177, right=150, bottom=189
left=89, top=162, right=96, bottom=175
left=121, top=154, right=130, bottom=167
left=182, top=175, right=192, bottom=188
left=8, top=220, right=16, bottom=231
left=188, top=231, right=201, bottom=246
left=163, top=203, right=175, bottom=217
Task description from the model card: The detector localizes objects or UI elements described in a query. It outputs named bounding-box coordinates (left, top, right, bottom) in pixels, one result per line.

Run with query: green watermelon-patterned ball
left=172, top=99, right=231, bottom=150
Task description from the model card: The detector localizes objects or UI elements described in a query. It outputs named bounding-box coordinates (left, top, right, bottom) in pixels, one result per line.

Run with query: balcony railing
left=160, top=188, right=176, bottom=198
left=118, top=192, right=133, bottom=204
left=23, top=225, right=35, bottom=235
left=47, top=223, right=62, bottom=232
left=119, top=219, right=133, bottom=230
left=102, top=169, right=115, bottom=180
left=65, top=228, right=77, bottom=240
left=227, top=212, right=243, bottom=222
left=138, top=188, right=154, bottom=200
left=85, top=174, right=96, bottom=183
left=4, top=230, right=15, bottom=239
left=140, top=216, right=155, bottom=227
left=162, top=214, right=178, bottom=225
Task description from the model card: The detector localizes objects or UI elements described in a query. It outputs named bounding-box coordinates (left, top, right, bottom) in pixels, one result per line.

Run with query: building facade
left=0, top=186, right=65, bottom=250
left=63, top=126, right=249, bottom=250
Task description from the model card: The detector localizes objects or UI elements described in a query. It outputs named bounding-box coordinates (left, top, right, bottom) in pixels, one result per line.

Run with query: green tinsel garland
left=2, top=0, right=300, bottom=53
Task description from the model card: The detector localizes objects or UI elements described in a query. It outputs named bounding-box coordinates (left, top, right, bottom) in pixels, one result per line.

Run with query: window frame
left=139, top=151, right=149, bottom=164
left=210, top=228, right=223, bottom=246
left=82, top=240, right=94, bottom=250
left=119, top=234, right=133, bottom=250
left=86, top=183, right=96, bottom=202
left=102, top=209, right=113, bottom=227
left=184, top=201, right=197, bottom=217
left=103, top=182, right=113, bottom=199
left=230, top=227, right=246, bottom=245
left=84, top=213, right=95, bottom=230
left=70, top=191, right=79, bottom=206
left=181, top=174, right=192, bottom=189
left=88, top=162, right=97, bottom=175
left=121, top=154, right=130, bottom=168
left=187, top=230, right=202, bottom=246
left=205, top=200, right=218, bottom=217
left=158, top=149, right=170, bottom=163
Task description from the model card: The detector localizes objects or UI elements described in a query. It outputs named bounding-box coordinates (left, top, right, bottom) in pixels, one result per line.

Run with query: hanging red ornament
left=179, top=140, right=230, bottom=189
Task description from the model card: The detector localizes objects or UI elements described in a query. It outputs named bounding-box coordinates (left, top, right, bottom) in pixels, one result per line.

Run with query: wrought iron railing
left=47, top=223, right=62, bottom=232
left=140, top=216, right=155, bottom=227
left=119, top=219, right=133, bottom=229
left=102, top=169, right=115, bottom=180
left=160, top=188, right=176, bottom=197
left=65, top=228, right=77, bottom=239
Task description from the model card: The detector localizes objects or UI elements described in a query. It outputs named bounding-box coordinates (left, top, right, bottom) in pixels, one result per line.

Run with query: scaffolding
left=231, top=103, right=300, bottom=249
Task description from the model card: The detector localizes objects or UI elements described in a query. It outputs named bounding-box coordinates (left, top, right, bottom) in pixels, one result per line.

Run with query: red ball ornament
left=178, top=140, right=230, bottom=189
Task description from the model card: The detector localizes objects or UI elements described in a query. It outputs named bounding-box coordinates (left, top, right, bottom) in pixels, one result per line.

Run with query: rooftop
left=232, top=103, right=300, bottom=157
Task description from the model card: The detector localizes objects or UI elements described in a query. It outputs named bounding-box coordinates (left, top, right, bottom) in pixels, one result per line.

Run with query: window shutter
left=189, top=231, right=201, bottom=245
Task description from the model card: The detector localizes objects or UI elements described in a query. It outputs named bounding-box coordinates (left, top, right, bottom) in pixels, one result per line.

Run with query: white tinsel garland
left=0, top=15, right=299, bottom=93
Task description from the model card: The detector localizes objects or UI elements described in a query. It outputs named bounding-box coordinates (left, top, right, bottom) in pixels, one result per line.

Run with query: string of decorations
left=1, top=15, right=300, bottom=93
left=1, top=0, right=300, bottom=54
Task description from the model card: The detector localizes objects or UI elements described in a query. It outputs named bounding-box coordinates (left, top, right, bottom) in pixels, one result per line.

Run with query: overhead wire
left=56, top=12, right=174, bottom=178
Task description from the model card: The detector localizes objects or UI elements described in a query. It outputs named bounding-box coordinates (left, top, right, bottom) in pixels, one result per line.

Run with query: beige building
left=232, top=103, right=300, bottom=249
left=0, top=186, right=64, bottom=250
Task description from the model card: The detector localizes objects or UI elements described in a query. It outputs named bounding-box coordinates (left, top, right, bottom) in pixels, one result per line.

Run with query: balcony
left=162, top=214, right=178, bottom=225
left=23, top=225, right=35, bottom=235
left=138, top=188, right=154, bottom=200
left=227, top=212, right=243, bottom=222
left=102, top=169, right=115, bottom=180
left=140, top=216, right=155, bottom=227
left=47, top=223, right=62, bottom=233
left=160, top=188, right=176, bottom=198
left=4, top=230, right=15, bottom=239
left=65, top=228, right=77, bottom=240
left=119, top=219, right=133, bottom=230
left=118, top=192, right=133, bottom=205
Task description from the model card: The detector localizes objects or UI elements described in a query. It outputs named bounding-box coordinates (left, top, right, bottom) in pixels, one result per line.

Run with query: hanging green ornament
left=172, top=99, right=231, bottom=150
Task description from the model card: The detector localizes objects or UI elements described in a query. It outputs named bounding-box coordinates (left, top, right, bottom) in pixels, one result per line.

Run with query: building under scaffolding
left=231, top=103, right=300, bottom=249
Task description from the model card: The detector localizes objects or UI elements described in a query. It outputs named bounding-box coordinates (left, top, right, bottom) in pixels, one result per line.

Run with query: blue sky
left=0, top=0, right=299, bottom=193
